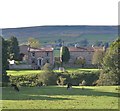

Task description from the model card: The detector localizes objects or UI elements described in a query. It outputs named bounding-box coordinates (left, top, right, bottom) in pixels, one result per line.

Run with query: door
left=37, top=59, right=41, bottom=66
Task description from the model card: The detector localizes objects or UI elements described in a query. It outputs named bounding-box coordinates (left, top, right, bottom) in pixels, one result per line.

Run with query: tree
left=8, top=36, right=20, bottom=60
left=37, top=71, right=57, bottom=85
left=1, top=37, right=9, bottom=84
left=60, top=46, right=70, bottom=64
left=92, top=50, right=105, bottom=68
left=57, top=76, right=67, bottom=86
left=2, top=37, right=8, bottom=73
left=97, top=38, right=120, bottom=85
left=74, top=56, right=86, bottom=68
left=28, top=37, right=40, bottom=48
left=41, top=63, right=53, bottom=71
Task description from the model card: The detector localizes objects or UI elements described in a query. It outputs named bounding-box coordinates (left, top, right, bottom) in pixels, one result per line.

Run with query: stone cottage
left=68, top=46, right=105, bottom=65
left=19, top=45, right=54, bottom=69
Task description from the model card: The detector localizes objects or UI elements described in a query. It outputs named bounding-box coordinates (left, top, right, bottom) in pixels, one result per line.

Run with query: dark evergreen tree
left=8, top=36, right=20, bottom=60
left=1, top=37, right=9, bottom=84
left=60, top=46, right=70, bottom=64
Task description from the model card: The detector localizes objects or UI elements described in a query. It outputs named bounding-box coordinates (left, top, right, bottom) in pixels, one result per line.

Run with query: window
left=46, top=59, right=50, bottom=63
left=32, top=60, right=35, bottom=63
left=31, top=52, right=35, bottom=57
left=46, top=52, right=49, bottom=56
left=31, top=58, right=35, bottom=64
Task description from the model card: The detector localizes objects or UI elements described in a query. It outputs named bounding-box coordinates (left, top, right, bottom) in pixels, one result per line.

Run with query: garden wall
left=9, top=64, right=32, bottom=70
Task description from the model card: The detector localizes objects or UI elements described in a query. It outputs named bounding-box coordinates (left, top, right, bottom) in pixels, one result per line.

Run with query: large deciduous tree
left=60, top=46, right=70, bottom=64
left=74, top=56, right=86, bottom=68
left=97, top=38, right=120, bottom=85
left=92, top=50, right=105, bottom=68
left=28, top=37, right=41, bottom=48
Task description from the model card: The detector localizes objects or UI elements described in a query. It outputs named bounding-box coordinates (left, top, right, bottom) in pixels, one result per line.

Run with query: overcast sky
left=0, top=0, right=119, bottom=28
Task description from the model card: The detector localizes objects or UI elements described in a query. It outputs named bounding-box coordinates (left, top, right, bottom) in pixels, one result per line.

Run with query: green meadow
left=4, top=69, right=119, bottom=109
left=7, top=70, right=44, bottom=76
left=2, top=86, right=118, bottom=109
left=7, top=68, right=99, bottom=76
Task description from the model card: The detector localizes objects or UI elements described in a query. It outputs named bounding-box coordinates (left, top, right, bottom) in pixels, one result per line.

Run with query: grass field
left=65, top=68, right=99, bottom=73
left=7, top=70, right=44, bottom=76
left=7, top=68, right=100, bottom=76
left=2, top=86, right=119, bottom=109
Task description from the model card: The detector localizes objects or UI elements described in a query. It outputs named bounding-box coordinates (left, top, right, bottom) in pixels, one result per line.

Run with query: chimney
left=75, top=43, right=79, bottom=48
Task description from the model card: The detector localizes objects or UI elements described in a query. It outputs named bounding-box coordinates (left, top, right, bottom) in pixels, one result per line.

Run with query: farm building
left=19, top=45, right=54, bottom=69
left=68, top=45, right=106, bottom=64
left=10, top=44, right=106, bottom=69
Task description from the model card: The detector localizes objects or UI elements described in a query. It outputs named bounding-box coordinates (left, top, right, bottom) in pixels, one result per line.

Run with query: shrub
left=97, top=71, right=119, bottom=86
left=59, top=70, right=100, bottom=86
left=9, top=74, right=38, bottom=87
left=41, top=63, right=53, bottom=71
left=74, top=57, right=86, bottom=68
left=9, top=70, right=100, bottom=86
left=57, top=76, right=67, bottom=86
left=81, top=80, right=87, bottom=86
left=37, top=71, right=57, bottom=85
left=55, top=61, right=61, bottom=68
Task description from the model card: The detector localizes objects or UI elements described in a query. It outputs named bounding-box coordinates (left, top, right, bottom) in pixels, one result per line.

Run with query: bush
left=59, top=70, right=100, bottom=86
left=9, top=74, right=38, bottom=87
left=57, top=76, right=67, bottom=86
left=9, top=71, right=57, bottom=87
left=97, top=71, right=119, bottom=86
left=54, top=61, right=61, bottom=68
left=37, top=71, right=57, bottom=85
left=9, top=70, right=100, bottom=87
left=41, top=63, right=53, bottom=71
left=74, top=57, right=86, bottom=68
left=81, top=80, right=87, bottom=86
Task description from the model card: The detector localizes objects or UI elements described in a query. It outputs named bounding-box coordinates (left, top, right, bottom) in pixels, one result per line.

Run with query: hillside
left=2, top=25, right=118, bottom=45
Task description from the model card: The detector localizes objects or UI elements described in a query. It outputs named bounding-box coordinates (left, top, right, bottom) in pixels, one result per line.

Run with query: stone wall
left=69, top=51, right=94, bottom=64
left=29, top=51, right=54, bottom=65
left=9, top=64, right=32, bottom=70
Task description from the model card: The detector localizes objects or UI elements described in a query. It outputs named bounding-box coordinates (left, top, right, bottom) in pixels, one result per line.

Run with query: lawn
left=66, top=68, right=100, bottom=73
left=7, top=68, right=100, bottom=76
left=54, top=68, right=100, bottom=73
left=2, top=86, right=119, bottom=109
left=7, top=70, right=44, bottom=76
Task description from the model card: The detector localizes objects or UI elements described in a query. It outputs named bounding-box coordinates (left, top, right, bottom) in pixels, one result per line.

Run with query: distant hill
left=2, top=25, right=118, bottom=46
